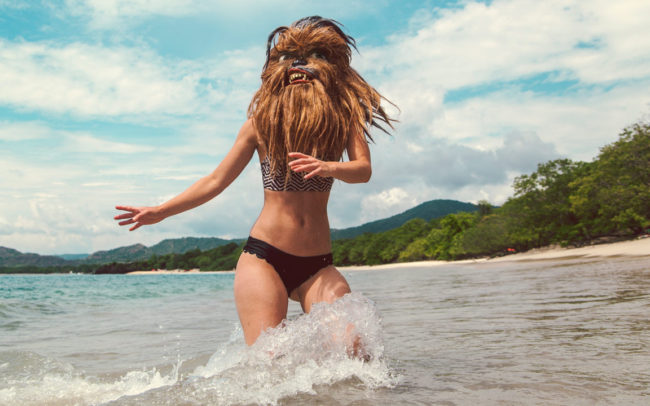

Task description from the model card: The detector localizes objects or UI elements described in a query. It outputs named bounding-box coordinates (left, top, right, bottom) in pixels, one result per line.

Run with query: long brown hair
left=248, top=16, right=395, bottom=173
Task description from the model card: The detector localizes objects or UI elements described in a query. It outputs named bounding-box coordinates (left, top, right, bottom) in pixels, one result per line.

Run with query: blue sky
left=1, top=0, right=649, bottom=255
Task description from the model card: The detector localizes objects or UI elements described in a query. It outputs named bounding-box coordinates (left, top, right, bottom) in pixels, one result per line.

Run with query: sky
left=1, top=0, right=649, bottom=255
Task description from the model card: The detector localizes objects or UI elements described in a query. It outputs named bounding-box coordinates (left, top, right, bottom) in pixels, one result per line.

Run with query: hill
left=79, top=237, right=240, bottom=264
left=0, top=246, right=68, bottom=267
left=331, top=199, right=477, bottom=240
left=1, top=237, right=240, bottom=267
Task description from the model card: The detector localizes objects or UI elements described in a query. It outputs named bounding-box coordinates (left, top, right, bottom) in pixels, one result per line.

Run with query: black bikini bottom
left=242, top=236, right=333, bottom=295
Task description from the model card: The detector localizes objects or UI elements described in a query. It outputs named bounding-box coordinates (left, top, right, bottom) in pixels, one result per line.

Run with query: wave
left=0, top=293, right=396, bottom=405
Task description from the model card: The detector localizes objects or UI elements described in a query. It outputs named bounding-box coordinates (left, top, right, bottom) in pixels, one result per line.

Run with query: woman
left=115, top=16, right=393, bottom=346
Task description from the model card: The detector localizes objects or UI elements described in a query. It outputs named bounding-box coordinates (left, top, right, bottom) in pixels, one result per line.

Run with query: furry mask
left=248, top=16, right=394, bottom=172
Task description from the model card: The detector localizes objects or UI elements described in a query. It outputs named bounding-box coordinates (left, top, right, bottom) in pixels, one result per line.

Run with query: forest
left=2, top=122, right=648, bottom=273
left=334, top=122, right=649, bottom=265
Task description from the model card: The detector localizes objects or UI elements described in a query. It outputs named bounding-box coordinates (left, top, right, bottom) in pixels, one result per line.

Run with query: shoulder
left=237, top=119, right=260, bottom=146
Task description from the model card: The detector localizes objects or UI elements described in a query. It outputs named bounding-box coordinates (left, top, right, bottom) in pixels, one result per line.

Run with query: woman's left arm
left=288, top=131, right=371, bottom=184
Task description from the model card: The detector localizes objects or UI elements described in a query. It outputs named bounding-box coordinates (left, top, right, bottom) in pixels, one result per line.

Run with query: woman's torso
left=249, top=149, right=333, bottom=256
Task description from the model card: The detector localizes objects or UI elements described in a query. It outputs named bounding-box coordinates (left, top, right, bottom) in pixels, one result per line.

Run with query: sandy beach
left=127, top=268, right=204, bottom=275
left=487, top=235, right=650, bottom=262
left=342, top=236, right=650, bottom=271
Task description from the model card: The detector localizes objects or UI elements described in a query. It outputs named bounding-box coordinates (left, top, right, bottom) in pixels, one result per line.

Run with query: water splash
left=0, top=351, right=179, bottom=406
left=181, top=292, right=394, bottom=405
left=0, top=292, right=395, bottom=405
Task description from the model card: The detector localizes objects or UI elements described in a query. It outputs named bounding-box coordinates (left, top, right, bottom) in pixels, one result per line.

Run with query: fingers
left=290, top=163, right=317, bottom=173
left=114, top=212, right=134, bottom=220
left=288, top=158, right=311, bottom=166
left=303, top=168, right=321, bottom=179
left=115, top=205, right=136, bottom=212
left=117, top=216, right=140, bottom=231
left=290, top=163, right=322, bottom=179
left=288, top=152, right=319, bottom=171
left=114, top=205, right=140, bottom=230
left=288, top=152, right=310, bottom=159
left=114, top=205, right=138, bottom=220
left=288, top=156, right=316, bottom=168
left=114, top=205, right=150, bottom=231
left=288, top=154, right=319, bottom=173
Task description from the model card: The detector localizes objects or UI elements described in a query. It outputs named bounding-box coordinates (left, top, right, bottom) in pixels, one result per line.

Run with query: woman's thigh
left=234, top=252, right=289, bottom=345
left=294, top=265, right=351, bottom=313
left=295, top=267, right=366, bottom=358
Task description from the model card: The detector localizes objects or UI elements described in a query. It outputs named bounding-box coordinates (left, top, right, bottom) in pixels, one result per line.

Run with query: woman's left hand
left=288, top=152, right=333, bottom=179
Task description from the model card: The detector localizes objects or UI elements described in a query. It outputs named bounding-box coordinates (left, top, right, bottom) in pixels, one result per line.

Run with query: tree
left=570, top=123, right=650, bottom=236
left=511, top=158, right=589, bottom=245
left=477, top=200, right=493, bottom=217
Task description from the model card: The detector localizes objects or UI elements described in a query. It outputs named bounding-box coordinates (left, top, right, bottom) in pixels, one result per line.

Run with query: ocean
left=1, top=255, right=649, bottom=405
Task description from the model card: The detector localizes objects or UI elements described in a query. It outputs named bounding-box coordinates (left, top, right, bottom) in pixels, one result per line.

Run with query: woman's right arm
left=115, top=120, right=258, bottom=231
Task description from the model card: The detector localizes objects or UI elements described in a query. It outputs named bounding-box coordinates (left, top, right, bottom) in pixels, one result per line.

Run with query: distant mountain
left=149, top=237, right=242, bottom=256
left=58, top=253, right=89, bottom=261
left=330, top=199, right=477, bottom=240
left=0, top=246, right=68, bottom=267
left=82, top=243, right=151, bottom=264
left=81, top=237, right=239, bottom=264
left=1, top=237, right=240, bottom=267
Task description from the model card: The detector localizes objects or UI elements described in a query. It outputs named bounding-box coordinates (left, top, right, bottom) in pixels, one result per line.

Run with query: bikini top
left=261, top=156, right=334, bottom=192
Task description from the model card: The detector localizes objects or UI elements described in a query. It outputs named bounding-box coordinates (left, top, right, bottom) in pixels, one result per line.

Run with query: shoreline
left=126, top=268, right=233, bottom=275
left=340, top=236, right=650, bottom=272
left=6, top=237, right=647, bottom=275
left=132, top=235, right=650, bottom=274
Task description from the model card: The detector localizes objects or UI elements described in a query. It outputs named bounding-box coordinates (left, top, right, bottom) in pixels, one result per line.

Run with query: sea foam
left=1, top=292, right=395, bottom=406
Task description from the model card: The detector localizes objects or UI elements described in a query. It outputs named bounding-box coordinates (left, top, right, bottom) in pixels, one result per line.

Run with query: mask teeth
left=289, top=72, right=308, bottom=83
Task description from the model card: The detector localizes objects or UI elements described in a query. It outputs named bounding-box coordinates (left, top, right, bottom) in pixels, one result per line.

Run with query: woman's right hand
left=114, top=205, right=164, bottom=231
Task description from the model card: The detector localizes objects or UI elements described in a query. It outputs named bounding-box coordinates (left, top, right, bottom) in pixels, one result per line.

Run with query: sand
left=487, top=236, right=649, bottom=262
left=126, top=268, right=204, bottom=275
left=341, top=236, right=650, bottom=271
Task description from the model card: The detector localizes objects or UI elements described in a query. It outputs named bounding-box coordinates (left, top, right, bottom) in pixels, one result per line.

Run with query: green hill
left=0, top=246, right=68, bottom=267
left=149, top=237, right=242, bottom=255
left=1, top=237, right=240, bottom=267
left=331, top=199, right=477, bottom=240
left=81, top=237, right=239, bottom=264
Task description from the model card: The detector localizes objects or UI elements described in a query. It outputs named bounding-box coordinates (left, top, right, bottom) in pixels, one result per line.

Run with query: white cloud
left=64, top=132, right=155, bottom=154
left=0, top=39, right=261, bottom=121
left=360, top=187, right=418, bottom=222
left=0, top=121, right=53, bottom=141
left=66, top=0, right=198, bottom=25
left=428, top=85, right=649, bottom=160
left=0, top=39, right=196, bottom=117
left=360, top=0, right=650, bottom=89
left=65, top=0, right=390, bottom=29
left=350, top=0, right=650, bottom=215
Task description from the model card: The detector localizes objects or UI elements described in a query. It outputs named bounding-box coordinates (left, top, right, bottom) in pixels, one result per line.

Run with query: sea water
left=1, top=255, right=649, bottom=405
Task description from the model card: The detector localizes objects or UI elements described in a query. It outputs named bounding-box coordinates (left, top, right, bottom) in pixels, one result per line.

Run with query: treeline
left=333, top=122, right=650, bottom=265
left=0, top=263, right=98, bottom=274
left=1, top=242, right=243, bottom=274
left=94, top=242, right=242, bottom=274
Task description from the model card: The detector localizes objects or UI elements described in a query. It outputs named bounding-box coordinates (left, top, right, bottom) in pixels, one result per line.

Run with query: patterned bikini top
left=261, top=156, right=334, bottom=192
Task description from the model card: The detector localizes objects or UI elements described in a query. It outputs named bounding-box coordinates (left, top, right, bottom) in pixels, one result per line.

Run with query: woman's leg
left=294, top=266, right=365, bottom=357
left=234, top=252, right=289, bottom=345
left=293, top=265, right=350, bottom=313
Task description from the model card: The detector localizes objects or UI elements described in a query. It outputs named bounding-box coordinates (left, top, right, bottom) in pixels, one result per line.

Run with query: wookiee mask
left=248, top=16, right=394, bottom=173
